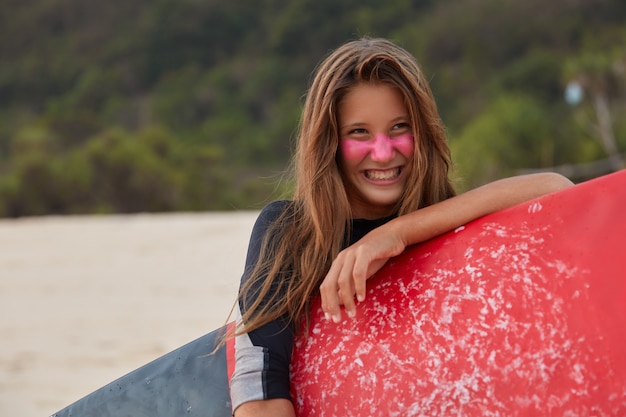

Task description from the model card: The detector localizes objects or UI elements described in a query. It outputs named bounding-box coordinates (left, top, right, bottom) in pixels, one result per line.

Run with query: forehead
left=338, top=83, right=407, bottom=125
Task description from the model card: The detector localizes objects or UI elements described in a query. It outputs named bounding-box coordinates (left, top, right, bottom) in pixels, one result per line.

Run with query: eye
left=343, top=128, right=370, bottom=140
left=390, top=122, right=411, bottom=135
left=391, top=122, right=410, bottom=131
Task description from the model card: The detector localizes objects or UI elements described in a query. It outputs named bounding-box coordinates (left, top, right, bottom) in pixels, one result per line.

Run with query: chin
left=363, top=196, right=402, bottom=210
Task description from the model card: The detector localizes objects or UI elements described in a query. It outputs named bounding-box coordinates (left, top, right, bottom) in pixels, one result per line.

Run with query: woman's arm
left=319, top=173, right=574, bottom=322
left=231, top=201, right=296, bottom=416
left=234, top=399, right=296, bottom=417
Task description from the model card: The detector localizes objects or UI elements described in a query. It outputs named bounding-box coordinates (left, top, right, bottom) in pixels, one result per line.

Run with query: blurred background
left=0, top=0, right=624, bottom=218
left=1, top=2, right=625, bottom=415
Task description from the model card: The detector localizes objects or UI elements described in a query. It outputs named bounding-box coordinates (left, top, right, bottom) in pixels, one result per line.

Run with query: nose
left=370, top=133, right=394, bottom=161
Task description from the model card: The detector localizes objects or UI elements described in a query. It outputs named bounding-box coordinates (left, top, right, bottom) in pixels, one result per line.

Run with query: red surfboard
left=52, top=170, right=626, bottom=417
left=290, top=169, right=626, bottom=416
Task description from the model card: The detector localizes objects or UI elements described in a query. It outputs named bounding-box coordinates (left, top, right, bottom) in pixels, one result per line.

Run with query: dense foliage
left=1, top=0, right=624, bottom=216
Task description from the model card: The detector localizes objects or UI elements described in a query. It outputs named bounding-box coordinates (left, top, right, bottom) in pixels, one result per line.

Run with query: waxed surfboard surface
left=52, top=170, right=626, bottom=417
left=291, top=170, right=626, bottom=416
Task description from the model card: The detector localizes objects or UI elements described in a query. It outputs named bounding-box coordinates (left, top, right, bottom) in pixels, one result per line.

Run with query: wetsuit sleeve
left=230, top=201, right=294, bottom=412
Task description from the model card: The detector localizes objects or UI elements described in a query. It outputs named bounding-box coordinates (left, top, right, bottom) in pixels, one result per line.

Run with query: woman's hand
left=319, top=223, right=407, bottom=322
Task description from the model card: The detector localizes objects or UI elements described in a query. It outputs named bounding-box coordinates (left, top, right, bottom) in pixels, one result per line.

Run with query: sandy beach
left=0, top=211, right=258, bottom=417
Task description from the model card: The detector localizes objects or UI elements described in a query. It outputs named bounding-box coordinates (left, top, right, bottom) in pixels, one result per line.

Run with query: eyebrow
left=339, top=122, right=366, bottom=130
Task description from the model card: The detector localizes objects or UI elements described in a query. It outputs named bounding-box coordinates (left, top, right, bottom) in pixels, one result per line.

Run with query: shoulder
left=244, top=200, right=293, bottom=266
left=260, top=200, right=291, bottom=217
left=251, top=200, right=292, bottom=235
left=256, top=200, right=291, bottom=223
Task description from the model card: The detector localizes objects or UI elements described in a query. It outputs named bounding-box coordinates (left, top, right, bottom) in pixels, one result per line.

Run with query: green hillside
left=1, top=0, right=624, bottom=216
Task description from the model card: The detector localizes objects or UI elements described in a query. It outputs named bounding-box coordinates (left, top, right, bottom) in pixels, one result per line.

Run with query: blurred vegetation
left=0, top=0, right=624, bottom=217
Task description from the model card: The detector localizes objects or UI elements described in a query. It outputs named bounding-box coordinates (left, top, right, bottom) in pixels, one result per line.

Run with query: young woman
left=230, top=37, right=573, bottom=417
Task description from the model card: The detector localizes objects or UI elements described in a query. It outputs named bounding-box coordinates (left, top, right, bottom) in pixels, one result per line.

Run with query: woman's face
left=337, top=83, right=415, bottom=219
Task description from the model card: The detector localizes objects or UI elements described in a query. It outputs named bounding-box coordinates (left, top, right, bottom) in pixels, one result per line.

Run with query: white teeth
left=365, top=168, right=400, bottom=181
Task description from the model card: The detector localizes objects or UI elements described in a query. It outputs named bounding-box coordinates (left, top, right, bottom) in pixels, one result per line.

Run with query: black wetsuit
left=229, top=200, right=394, bottom=410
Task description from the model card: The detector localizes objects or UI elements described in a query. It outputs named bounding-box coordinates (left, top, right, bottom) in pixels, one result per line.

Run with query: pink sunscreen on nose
left=341, top=133, right=414, bottom=161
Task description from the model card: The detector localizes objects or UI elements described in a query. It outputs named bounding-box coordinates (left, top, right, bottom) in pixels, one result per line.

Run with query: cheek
left=341, top=139, right=372, bottom=160
left=393, top=134, right=415, bottom=159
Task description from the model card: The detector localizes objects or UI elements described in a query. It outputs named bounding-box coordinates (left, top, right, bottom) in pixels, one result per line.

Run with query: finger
left=337, top=252, right=356, bottom=317
left=337, top=255, right=357, bottom=319
left=320, top=282, right=341, bottom=322
left=320, top=259, right=343, bottom=322
left=354, top=256, right=388, bottom=302
left=352, top=257, right=368, bottom=303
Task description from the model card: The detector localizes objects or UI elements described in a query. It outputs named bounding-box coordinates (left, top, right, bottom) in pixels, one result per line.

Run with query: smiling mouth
left=364, top=167, right=401, bottom=181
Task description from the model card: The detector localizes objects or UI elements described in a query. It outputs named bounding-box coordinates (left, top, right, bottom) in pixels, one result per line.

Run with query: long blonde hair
left=236, top=37, right=455, bottom=336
